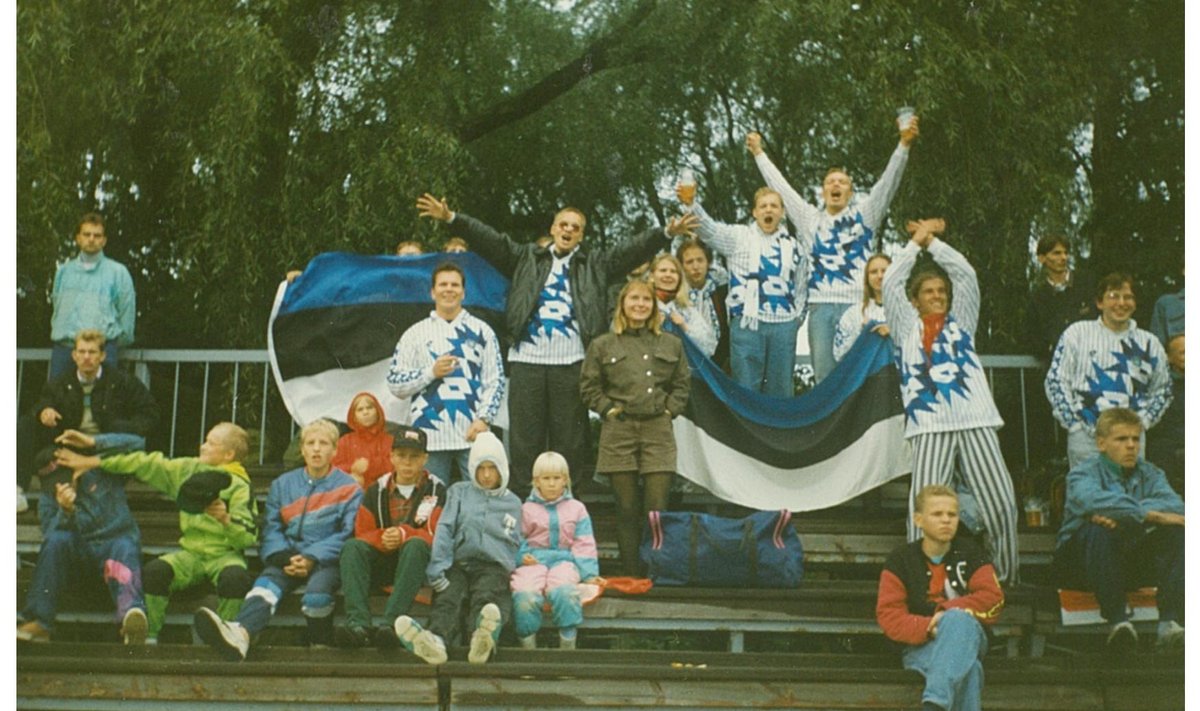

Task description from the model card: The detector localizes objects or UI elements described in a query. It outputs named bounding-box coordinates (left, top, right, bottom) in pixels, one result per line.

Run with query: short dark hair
left=1035, top=235, right=1069, bottom=256
left=675, top=238, right=712, bottom=264
left=76, top=212, right=105, bottom=235
left=1095, top=272, right=1134, bottom=302
left=431, top=261, right=466, bottom=290
left=907, top=266, right=952, bottom=307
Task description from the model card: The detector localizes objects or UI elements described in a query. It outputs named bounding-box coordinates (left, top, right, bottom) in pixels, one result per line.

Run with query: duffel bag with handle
left=640, top=509, right=803, bottom=587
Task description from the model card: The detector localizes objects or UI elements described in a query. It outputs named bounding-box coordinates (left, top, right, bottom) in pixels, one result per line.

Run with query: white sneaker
left=393, top=616, right=447, bottom=665
left=1157, top=620, right=1184, bottom=652
left=16, top=486, right=29, bottom=514
left=1106, top=620, right=1138, bottom=653
left=468, top=603, right=501, bottom=664
left=518, top=634, right=538, bottom=650
left=121, top=608, right=148, bottom=645
left=559, top=633, right=576, bottom=650
left=194, top=607, right=249, bottom=661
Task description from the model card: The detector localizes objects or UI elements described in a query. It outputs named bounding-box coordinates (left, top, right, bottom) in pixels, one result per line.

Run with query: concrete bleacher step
left=16, top=643, right=1185, bottom=710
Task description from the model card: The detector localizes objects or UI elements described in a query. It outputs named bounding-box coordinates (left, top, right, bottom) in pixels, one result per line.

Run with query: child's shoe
left=559, top=632, right=576, bottom=650
left=194, top=607, right=250, bottom=661
left=393, top=615, right=447, bottom=665
left=518, top=634, right=538, bottom=650
left=1156, top=620, right=1184, bottom=652
left=468, top=603, right=501, bottom=664
left=121, top=608, right=148, bottom=645
left=16, top=620, right=50, bottom=643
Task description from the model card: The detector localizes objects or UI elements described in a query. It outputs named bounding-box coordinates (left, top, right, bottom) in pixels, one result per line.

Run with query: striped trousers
left=907, top=428, right=1020, bottom=584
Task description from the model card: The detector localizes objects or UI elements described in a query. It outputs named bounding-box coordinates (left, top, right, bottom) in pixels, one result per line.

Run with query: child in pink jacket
left=510, top=452, right=604, bottom=649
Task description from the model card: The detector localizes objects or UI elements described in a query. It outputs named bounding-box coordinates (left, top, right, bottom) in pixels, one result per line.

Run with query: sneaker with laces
left=1156, top=620, right=1184, bottom=652
left=121, top=608, right=148, bottom=645
left=393, top=616, right=447, bottom=664
left=468, top=603, right=501, bottom=664
left=16, top=621, right=50, bottom=643
left=1106, top=620, right=1138, bottom=654
left=194, top=607, right=250, bottom=661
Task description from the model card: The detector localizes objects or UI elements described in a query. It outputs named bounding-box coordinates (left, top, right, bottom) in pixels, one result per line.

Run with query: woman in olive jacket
left=580, top=279, right=690, bottom=575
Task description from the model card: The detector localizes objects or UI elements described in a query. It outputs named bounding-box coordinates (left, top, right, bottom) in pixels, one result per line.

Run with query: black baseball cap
left=391, top=426, right=428, bottom=453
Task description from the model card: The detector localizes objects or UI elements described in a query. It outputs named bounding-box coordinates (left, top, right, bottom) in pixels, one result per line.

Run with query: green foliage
left=18, top=0, right=1183, bottom=351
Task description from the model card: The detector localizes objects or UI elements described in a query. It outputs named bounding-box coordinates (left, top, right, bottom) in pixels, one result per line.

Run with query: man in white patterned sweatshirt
left=680, top=185, right=807, bottom=396
left=1044, top=273, right=1172, bottom=469
left=882, top=218, right=1019, bottom=584
left=749, top=118, right=917, bottom=383
left=387, top=262, right=506, bottom=485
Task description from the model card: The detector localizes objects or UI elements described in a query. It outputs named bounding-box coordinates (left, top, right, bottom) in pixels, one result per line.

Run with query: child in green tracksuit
left=57, top=422, right=258, bottom=643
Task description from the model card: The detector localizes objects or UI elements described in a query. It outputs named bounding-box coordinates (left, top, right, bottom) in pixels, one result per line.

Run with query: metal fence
left=16, top=349, right=1052, bottom=471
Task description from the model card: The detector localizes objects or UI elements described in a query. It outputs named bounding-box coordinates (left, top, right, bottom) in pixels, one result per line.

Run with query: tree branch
left=455, top=0, right=658, bottom=143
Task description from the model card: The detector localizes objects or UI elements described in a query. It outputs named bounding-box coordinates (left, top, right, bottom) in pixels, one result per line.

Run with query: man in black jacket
left=18, top=330, right=158, bottom=512
left=416, top=193, right=696, bottom=496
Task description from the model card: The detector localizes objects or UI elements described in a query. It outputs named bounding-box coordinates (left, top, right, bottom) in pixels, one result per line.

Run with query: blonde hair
left=1095, top=407, right=1143, bottom=438
left=914, top=484, right=957, bottom=514
left=532, top=451, right=571, bottom=489
left=753, top=187, right=782, bottom=207
left=612, top=279, right=662, bottom=335
left=74, top=329, right=107, bottom=350
left=300, top=418, right=340, bottom=446
left=210, top=422, right=250, bottom=462
left=647, top=253, right=691, bottom=309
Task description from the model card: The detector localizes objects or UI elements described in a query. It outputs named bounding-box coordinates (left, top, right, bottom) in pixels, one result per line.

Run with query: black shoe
left=334, top=625, right=372, bottom=649
left=375, top=625, right=400, bottom=651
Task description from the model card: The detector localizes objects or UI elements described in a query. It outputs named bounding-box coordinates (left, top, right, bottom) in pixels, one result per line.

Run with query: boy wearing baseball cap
left=336, top=425, right=447, bottom=648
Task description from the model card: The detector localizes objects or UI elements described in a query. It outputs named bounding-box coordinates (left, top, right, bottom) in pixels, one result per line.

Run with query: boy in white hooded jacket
left=393, top=431, right=521, bottom=664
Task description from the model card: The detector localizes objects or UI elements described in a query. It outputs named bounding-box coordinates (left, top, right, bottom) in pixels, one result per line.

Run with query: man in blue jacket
left=1054, top=406, right=1184, bottom=653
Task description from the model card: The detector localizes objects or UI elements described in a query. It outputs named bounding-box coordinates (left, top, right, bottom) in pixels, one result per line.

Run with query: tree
left=18, top=0, right=1183, bottom=355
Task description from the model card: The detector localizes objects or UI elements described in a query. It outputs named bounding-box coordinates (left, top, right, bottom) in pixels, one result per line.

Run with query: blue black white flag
left=268, top=252, right=509, bottom=426
left=672, top=331, right=911, bottom=511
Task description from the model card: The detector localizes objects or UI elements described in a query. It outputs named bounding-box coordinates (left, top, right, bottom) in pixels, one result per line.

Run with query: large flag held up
left=268, top=252, right=509, bottom=427
left=672, top=330, right=911, bottom=512
left=268, top=252, right=910, bottom=511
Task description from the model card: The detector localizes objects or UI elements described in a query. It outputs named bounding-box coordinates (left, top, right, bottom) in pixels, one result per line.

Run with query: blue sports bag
left=640, top=509, right=804, bottom=587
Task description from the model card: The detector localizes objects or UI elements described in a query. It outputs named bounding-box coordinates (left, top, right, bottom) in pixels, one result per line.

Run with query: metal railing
left=16, top=349, right=1049, bottom=470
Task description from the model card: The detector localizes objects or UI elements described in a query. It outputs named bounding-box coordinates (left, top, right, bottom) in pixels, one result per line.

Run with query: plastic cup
left=897, top=106, right=916, bottom=131
left=678, top=169, right=696, bottom=204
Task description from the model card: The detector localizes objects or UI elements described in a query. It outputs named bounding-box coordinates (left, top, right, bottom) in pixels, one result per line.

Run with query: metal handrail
left=17, top=349, right=1048, bottom=469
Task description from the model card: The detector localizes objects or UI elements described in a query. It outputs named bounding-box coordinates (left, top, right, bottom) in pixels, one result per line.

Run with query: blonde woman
left=648, top=253, right=718, bottom=358
left=580, top=280, right=690, bottom=575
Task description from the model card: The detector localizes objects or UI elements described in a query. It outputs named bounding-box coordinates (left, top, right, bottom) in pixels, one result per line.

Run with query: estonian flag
left=672, top=330, right=912, bottom=511
left=268, top=252, right=509, bottom=426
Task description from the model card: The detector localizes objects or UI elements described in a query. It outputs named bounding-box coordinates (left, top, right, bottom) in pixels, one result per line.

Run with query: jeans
left=237, top=563, right=341, bottom=637
left=807, top=302, right=849, bottom=384
left=901, top=609, right=987, bottom=711
left=1054, top=523, right=1184, bottom=624
left=427, top=560, right=512, bottom=646
left=729, top=318, right=799, bottom=396
left=22, top=529, right=144, bottom=631
left=425, top=449, right=471, bottom=486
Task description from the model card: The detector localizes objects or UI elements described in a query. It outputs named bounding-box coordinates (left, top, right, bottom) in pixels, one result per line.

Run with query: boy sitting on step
left=876, top=484, right=1004, bottom=711
left=393, top=431, right=521, bottom=664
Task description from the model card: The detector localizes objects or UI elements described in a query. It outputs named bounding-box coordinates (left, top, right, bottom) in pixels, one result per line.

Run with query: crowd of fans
left=17, top=114, right=1185, bottom=710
